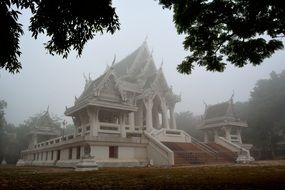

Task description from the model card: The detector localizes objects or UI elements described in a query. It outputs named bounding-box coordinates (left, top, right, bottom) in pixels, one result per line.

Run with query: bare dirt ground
left=172, top=159, right=285, bottom=168
left=1, top=161, right=285, bottom=189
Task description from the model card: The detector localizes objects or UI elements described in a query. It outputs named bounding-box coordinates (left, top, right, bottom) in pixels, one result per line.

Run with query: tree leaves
left=1, top=0, right=120, bottom=73
left=159, top=0, right=285, bottom=74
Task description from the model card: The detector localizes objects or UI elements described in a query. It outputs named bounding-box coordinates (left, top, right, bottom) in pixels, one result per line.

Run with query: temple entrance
left=152, top=95, right=163, bottom=129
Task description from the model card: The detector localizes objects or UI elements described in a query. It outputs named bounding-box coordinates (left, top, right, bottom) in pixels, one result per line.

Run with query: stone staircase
left=206, top=143, right=237, bottom=162
left=162, top=142, right=237, bottom=165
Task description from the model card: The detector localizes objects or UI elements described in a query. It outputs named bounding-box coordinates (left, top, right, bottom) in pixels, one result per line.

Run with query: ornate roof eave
left=135, top=88, right=156, bottom=101
left=117, top=80, right=143, bottom=93
left=65, top=99, right=138, bottom=116
left=199, top=120, right=248, bottom=130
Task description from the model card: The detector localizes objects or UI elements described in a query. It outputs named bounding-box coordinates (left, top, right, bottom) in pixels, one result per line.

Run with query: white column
left=72, top=116, right=79, bottom=136
left=161, top=98, right=170, bottom=129
left=214, top=129, right=219, bottom=141
left=79, top=112, right=86, bottom=136
left=144, top=98, right=153, bottom=132
left=204, top=131, right=209, bottom=143
left=137, top=103, right=144, bottom=127
left=154, top=110, right=160, bottom=129
left=120, top=112, right=126, bottom=137
left=152, top=106, right=159, bottom=129
left=237, top=128, right=242, bottom=144
left=87, top=108, right=98, bottom=136
left=128, top=112, right=135, bottom=131
left=169, top=105, right=177, bottom=129
left=225, top=127, right=231, bottom=141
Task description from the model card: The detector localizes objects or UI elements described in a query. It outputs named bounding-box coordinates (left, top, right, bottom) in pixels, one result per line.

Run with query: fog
left=1, top=0, right=285, bottom=125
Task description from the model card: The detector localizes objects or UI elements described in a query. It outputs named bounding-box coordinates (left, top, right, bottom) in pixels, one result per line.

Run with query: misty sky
left=1, top=1, right=285, bottom=126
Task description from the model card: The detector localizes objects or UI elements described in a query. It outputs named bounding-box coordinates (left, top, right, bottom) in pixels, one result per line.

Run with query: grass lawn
left=1, top=163, right=285, bottom=189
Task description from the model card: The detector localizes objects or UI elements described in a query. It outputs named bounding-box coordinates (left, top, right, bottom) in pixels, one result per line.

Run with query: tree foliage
left=2, top=1, right=285, bottom=74
left=1, top=0, right=119, bottom=73
left=159, top=0, right=285, bottom=74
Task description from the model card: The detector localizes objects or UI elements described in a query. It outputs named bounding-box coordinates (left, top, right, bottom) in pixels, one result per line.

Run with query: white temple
left=17, top=41, right=253, bottom=169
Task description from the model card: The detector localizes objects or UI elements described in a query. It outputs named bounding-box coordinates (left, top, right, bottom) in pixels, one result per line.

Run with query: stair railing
left=191, top=136, right=218, bottom=158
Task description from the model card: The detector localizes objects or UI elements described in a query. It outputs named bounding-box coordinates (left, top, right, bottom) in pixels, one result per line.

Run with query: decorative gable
left=99, top=74, right=124, bottom=102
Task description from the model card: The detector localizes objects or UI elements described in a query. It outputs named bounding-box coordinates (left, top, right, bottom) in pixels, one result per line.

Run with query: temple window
left=69, top=148, right=73, bottom=160
left=76, top=146, right=81, bottom=159
left=57, top=150, right=61, bottom=160
left=109, top=146, right=118, bottom=159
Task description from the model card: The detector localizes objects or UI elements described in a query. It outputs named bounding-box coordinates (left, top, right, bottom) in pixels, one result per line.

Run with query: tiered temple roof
left=65, top=41, right=180, bottom=116
left=201, top=97, right=248, bottom=129
left=28, top=109, right=61, bottom=136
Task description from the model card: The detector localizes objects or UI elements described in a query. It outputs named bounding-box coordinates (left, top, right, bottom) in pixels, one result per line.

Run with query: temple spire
left=144, top=34, right=148, bottom=43
left=111, top=54, right=116, bottom=66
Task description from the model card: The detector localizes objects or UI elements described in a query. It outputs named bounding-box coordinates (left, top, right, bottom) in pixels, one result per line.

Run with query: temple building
left=17, top=41, right=253, bottom=169
left=26, top=109, right=62, bottom=150
left=199, top=97, right=254, bottom=163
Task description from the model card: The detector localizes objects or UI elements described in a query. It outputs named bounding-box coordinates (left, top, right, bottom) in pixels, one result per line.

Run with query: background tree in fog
left=175, top=111, right=203, bottom=140
left=1, top=0, right=285, bottom=73
left=0, top=100, right=7, bottom=162
left=235, top=71, right=285, bottom=159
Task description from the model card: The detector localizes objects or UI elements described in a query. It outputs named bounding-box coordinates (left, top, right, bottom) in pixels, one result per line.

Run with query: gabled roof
left=76, top=68, right=124, bottom=104
left=204, top=102, right=230, bottom=120
left=35, top=109, right=60, bottom=129
left=76, top=41, right=158, bottom=104
left=65, top=41, right=177, bottom=115
left=28, top=109, right=61, bottom=136
left=113, top=41, right=157, bottom=79
left=200, top=97, right=248, bottom=129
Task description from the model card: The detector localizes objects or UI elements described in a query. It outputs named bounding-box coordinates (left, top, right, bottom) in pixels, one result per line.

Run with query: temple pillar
left=237, top=128, right=242, bottom=144
left=224, top=127, right=231, bottom=141
left=152, top=106, right=159, bottom=129
left=87, top=108, right=98, bottom=136
left=120, top=112, right=126, bottom=137
left=204, top=131, right=209, bottom=143
left=161, top=98, right=170, bottom=129
left=213, top=128, right=219, bottom=141
left=169, top=105, right=177, bottom=129
left=136, top=102, right=144, bottom=128
left=128, top=112, right=135, bottom=131
left=72, top=116, right=80, bottom=136
left=144, top=98, right=154, bottom=132
left=79, top=112, right=86, bottom=136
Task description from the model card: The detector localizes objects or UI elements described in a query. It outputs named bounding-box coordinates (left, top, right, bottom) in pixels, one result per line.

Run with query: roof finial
left=144, top=34, right=148, bottom=43
left=46, top=105, right=49, bottom=113
left=203, top=100, right=208, bottom=109
left=83, top=73, right=88, bottom=82
left=231, top=90, right=235, bottom=100
left=105, top=64, right=110, bottom=72
left=160, top=59, right=164, bottom=69
left=112, top=54, right=116, bottom=66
